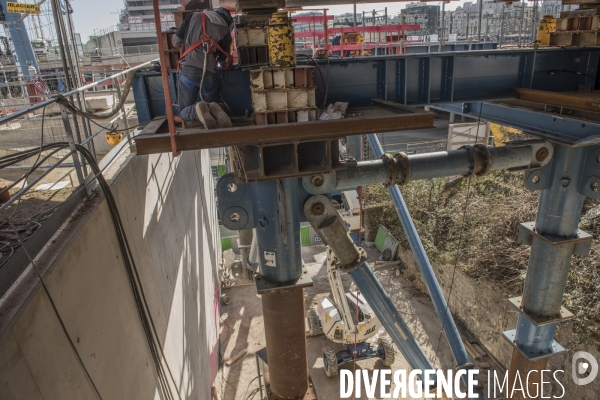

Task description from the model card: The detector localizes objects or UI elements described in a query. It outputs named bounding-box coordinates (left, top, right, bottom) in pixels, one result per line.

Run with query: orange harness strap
left=178, top=12, right=233, bottom=70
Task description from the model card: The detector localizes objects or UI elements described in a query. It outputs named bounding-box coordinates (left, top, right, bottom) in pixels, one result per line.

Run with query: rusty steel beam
left=134, top=110, right=434, bottom=155
left=152, top=0, right=179, bottom=157
left=515, top=88, right=600, bottom=113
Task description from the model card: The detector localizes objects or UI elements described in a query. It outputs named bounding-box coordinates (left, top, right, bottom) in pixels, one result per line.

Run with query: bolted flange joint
left=381, top=152, right=411, bottom=187
left=460, top=144, right=492, bottom=177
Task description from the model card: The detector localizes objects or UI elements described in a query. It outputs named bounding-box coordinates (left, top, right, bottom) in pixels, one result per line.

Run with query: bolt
left=311, top=175, right=324, bottom=187
left=591, top=182, right=599, bottom=192
left=312, top=202, right=325, bottom=215
left=532, top=174, right=540, bottom=184
left=561, top=177, right=571, bottom=187
left=229, top=213, right=241, bottom=223
left=259, top=217, right=268, bottom=228
left=227, top=182, right=237, bottom=193
left=535, top=147, right=549, bottom=162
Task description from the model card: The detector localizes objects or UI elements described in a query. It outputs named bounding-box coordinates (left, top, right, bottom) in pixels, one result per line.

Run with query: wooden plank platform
left=133, top=102, right=434, bottom=155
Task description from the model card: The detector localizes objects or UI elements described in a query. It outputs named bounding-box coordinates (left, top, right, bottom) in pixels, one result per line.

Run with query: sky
left=59, top=1, right=472, bottom=43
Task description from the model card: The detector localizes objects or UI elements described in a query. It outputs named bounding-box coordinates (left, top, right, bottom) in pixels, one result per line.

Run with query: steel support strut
left=218, top=176, right=312, bottom=399
left=366, top=134, right=484, bottom=398
left=253, top=178, right=308, bottom=399
left=303, top=141, right=553, bottom=195
left=504, top=144, right=593, bottom=399
left=303, top=194, right=435, bottom=388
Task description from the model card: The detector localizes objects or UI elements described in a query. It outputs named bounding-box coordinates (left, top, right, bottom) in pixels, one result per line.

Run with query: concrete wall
left=398, top=246, right=600, bottom=399
left=0, top=149, right=221, bottom=399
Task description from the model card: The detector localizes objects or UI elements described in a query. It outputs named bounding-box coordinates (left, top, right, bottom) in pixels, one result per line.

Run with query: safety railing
left=83, top=44, right=160, bottom=58
left=0, top=58, right=158, bottom=298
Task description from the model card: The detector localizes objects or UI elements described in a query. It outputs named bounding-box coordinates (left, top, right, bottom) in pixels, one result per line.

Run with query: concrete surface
left=0, top=148, right=221, bottom=399
left=219, top=244, right=499, bottom=399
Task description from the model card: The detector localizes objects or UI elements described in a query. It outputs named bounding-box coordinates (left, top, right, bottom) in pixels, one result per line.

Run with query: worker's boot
left=208, top=102, right=232, bottom=128
left=195, top=101, right=217, bottom=129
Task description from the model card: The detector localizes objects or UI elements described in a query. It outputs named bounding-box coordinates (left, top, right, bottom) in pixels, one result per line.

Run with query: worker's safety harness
left=178, top=12, right=233, bottom=71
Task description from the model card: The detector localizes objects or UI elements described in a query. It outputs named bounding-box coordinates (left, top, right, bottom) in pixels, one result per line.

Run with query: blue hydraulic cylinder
left=367, top=134, right=480, bottom=394
left=0, top=0, right=39, bottom=76
left=253, top=178, right=303, bottom=283
left=349, top=261, right=435, bottom=385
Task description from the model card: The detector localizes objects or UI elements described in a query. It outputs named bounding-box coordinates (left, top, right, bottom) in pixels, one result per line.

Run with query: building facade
left=400, top=3, right=440, bottom=34
left=119, top=0, right=181, bottom=31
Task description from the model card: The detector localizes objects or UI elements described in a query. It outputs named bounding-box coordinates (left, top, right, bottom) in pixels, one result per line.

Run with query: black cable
left=0, top=134, right=181, bottom=399
left=74, top=144, right=181, bottom=400
left=0, top=211, right=103, bottom=400
left=3, top=106, right=51, bottom=220
left=433, top=102, right=483, bottom=364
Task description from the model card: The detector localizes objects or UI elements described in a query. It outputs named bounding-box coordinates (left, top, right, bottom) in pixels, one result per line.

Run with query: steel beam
left=133, top=48, right=600, bottom=125
left=433, top=101, right=600, bottom=146
left=366, top=133, right=483, bottom=398
left=348, top=262, right=435, bottom=380
left=134, top=108, right=434, bottom=155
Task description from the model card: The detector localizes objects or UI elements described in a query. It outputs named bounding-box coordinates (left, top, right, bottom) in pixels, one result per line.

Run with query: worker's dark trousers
left=177, top=64, right=219, bottom=121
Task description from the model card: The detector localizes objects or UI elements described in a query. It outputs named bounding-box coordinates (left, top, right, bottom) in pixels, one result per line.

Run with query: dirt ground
left=218, top=244, right=501, bottom=400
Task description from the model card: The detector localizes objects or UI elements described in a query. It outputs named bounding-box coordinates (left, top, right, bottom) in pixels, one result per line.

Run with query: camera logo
left=572, top=351, right=598, bottom=386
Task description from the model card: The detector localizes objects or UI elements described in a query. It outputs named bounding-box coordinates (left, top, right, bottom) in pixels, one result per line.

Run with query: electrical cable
left=53, top=71, right=136, bottom=120
left=297, top=55, right=328, bottom=108
left=432, top=102, right=483, bottom=364
left=73, top=144, right=182, bottom=400
left=0, top=131, right=182, bottom=399
left=1, top=106, right=51, bottom=220
left=0, top=211, right=103, bottom=400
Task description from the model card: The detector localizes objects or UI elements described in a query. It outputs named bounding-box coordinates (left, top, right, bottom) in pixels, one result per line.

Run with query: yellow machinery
left=538, top=15, right=557, bottom=46
left=490, top=123, right=524, bottom=146
left=267, top=12, right=295, bottom=67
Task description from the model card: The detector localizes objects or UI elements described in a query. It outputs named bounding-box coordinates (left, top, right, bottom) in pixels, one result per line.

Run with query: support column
left=505, top=145, right=590, bottom=400
left=253, top=178, right=308, bottom=399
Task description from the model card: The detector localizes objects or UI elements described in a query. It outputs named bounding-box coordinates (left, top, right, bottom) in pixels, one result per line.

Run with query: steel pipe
left=262, top=288, right=308, bottom=399
left=303, top=142, right=550, bottom=195
left=366, top=134, right=482, bottom=398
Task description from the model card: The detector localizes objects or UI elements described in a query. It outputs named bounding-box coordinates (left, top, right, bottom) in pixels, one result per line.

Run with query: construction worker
left=172, top=7, right=233, bottom=128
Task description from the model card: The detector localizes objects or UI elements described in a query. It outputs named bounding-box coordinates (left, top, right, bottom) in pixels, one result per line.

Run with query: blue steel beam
left=433, top=102, right=600, bottom=146
left=348, top=262, right=435, bottom=382
left=133, top=48, right=600, bottom=126
left=0, top=0, right=39, bottom=76
left=367, top=134, right=483, bottom=398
